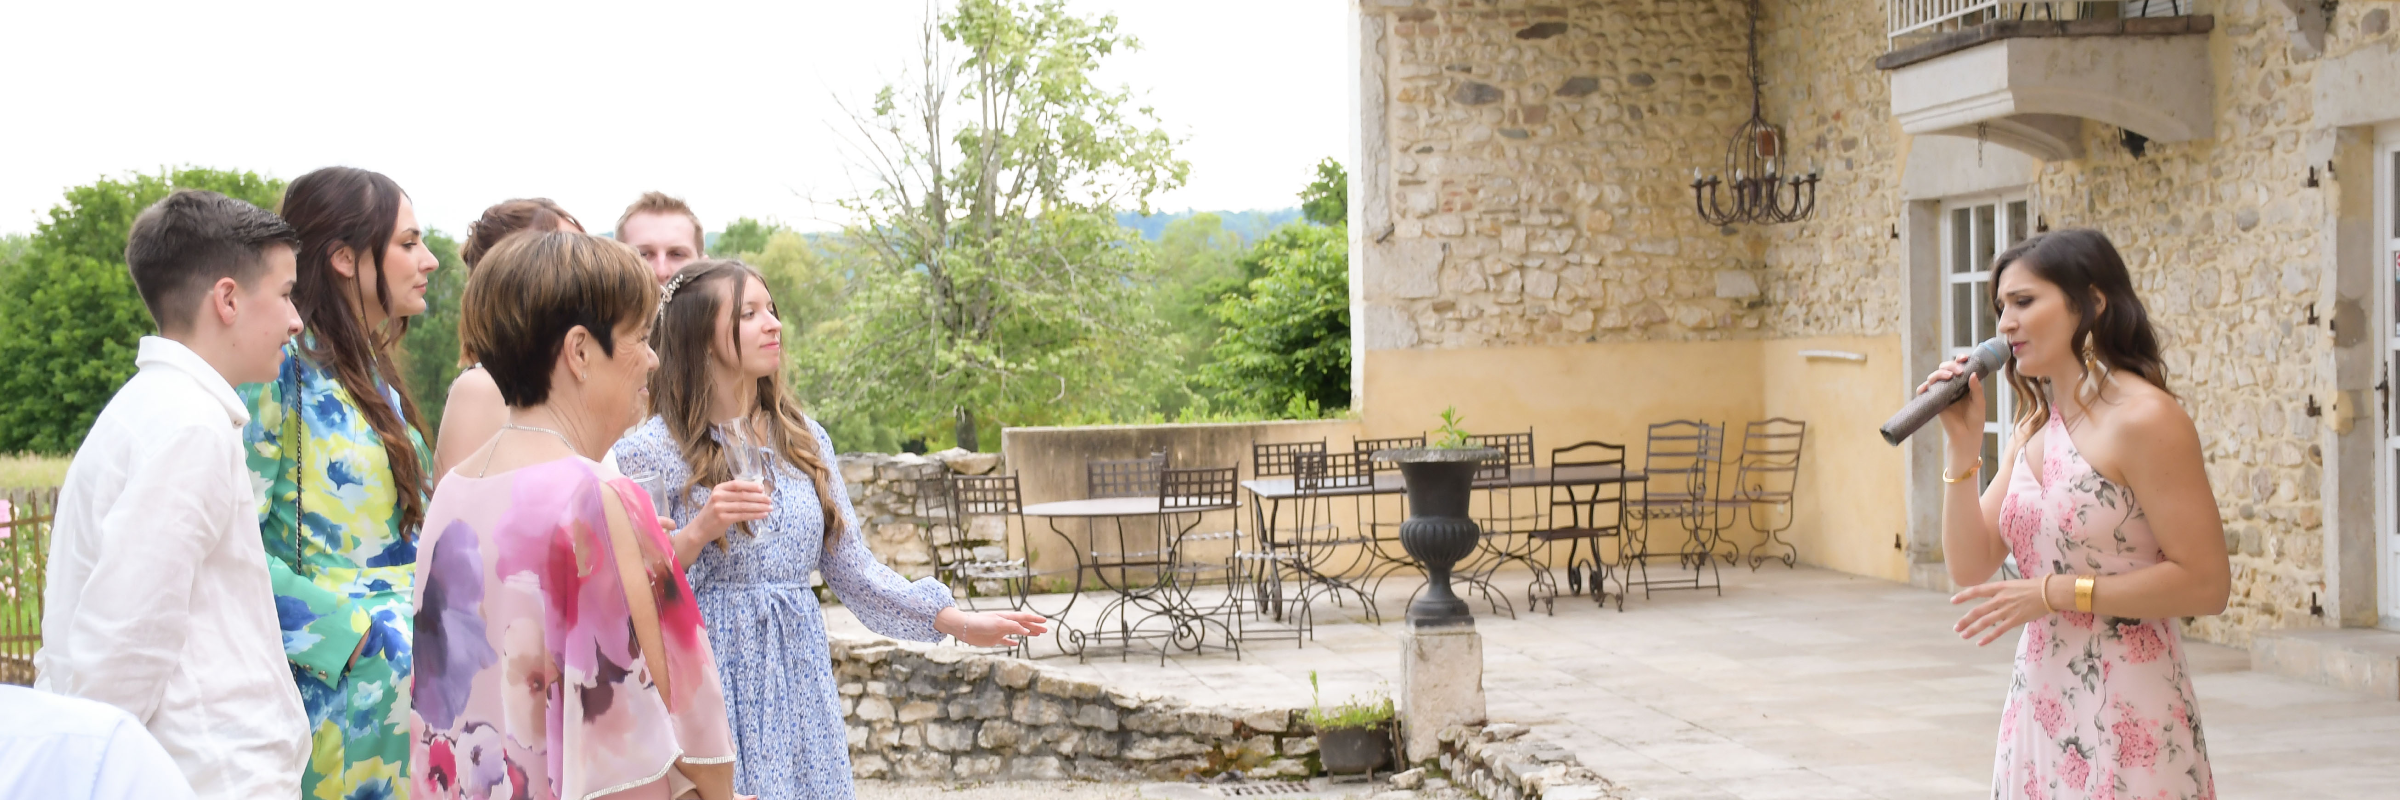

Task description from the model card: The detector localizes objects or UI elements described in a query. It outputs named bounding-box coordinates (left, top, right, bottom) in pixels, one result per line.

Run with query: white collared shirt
left=35, top=336, right=306, bottom=800
left=0, top=685, right=194, bottom=800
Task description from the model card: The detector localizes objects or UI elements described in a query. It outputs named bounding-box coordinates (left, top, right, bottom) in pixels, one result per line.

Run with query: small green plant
left=1431, top=406, right=1473, bottom=449
left=1304, top=670, right=1395, bottom=731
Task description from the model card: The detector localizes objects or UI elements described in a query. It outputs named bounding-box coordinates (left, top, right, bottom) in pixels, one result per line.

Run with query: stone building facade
left=1345, top=0, right=2400, bottom=658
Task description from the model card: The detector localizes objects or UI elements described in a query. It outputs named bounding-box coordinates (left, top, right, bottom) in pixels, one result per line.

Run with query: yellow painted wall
left=1360, top=334, right=1909, bottom=583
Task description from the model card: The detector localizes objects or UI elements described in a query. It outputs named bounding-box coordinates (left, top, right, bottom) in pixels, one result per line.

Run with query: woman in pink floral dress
left=1920, top=229, right=2229, bottom=800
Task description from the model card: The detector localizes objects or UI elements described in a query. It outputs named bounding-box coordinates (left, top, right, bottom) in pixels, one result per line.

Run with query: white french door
left=1941, top=193, right=2031, bottom=490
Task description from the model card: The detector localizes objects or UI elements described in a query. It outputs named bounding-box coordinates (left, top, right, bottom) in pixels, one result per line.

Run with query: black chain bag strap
left=281, top=359, right=309, bottom=579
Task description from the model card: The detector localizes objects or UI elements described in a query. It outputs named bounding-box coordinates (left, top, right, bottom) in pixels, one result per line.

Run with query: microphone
left=1880, top=336, right=2011, bottom=446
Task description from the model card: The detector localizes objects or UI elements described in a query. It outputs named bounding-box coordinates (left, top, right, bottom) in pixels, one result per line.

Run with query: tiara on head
left=656, top=272, right=694, bottom=322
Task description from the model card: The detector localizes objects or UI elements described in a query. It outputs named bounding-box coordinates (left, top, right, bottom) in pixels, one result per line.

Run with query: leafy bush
left=0, top=168, right=285, bottom=454
left=1197, top=223, right=1351, bottom=415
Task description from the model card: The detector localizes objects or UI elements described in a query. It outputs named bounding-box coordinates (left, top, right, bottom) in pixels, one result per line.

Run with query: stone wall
left=1368, top=0, right=1767, bottom=347
left=1351, top=0, right=2377, bottom=645
left=830, top=635, right=1322, bottom=782
left=1434, top=724, right=1616, bottom=800
left=839, top=449, right=1004, bottom=588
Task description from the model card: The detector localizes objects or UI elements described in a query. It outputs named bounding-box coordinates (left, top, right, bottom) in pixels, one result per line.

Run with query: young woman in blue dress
left=611, top=259, right=1046, bottom=800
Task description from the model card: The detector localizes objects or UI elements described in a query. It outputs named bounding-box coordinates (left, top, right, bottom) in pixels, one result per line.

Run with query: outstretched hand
left=1951, top=577, right=2053, bottom=646
left=935, top=608, right=1051, bottom=648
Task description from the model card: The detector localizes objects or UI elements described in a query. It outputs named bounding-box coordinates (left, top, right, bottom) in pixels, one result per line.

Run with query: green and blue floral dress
left=241, top=341, right=427, bottom=800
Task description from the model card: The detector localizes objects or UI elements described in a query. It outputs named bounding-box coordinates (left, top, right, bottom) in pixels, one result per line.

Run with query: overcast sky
left=0, top=0, right=1347, bottom=238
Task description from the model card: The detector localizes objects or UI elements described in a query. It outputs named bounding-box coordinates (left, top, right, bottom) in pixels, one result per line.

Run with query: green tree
left=736, top=231, right=845, bottom=340
left=0, top=234, right=29, bottom=286
left=1301, top=157, right=1347, bottom=227
left=395, top=232, right=467, bottom=436
left=1142, top=213, right=1249, bottom=415
left=712, top=216, right=787, bottom=259
left=1199, top=223, right=1351, bottom=416
left=807, top=0, right=1189, bottom=448
left=0, top=168, right=286, bottom=454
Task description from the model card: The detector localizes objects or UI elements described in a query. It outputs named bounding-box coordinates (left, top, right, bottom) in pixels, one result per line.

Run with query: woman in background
left=240, top=166, right=437, bottom=799
left=432, top=198, right=584, bottom=482
left=612, top=259, right=1044, bottom=800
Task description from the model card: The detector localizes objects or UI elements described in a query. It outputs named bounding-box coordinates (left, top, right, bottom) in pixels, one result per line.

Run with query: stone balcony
left=1876, top=15, right=2216, bottom=160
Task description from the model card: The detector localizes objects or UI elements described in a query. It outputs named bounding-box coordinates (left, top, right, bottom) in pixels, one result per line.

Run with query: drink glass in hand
left=626, top=470, right=675, bottom=519
left=718, top=421, right=777, bottom=538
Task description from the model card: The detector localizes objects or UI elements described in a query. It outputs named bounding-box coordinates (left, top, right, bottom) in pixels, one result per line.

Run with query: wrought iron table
left=1021, top=495, right=1241, bottom=663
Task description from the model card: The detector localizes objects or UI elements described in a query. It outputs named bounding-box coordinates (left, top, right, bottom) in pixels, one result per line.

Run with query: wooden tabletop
left=1021, top=496, right=1242, bottom=518
left=1239, top=464, right=1644, bottom=501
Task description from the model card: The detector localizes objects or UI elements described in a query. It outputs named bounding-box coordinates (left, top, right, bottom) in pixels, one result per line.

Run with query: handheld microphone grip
left=1879, top=336, right=2010, bottom=447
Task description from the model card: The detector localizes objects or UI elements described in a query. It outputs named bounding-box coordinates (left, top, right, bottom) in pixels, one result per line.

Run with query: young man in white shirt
left=614, top=190, right=705, bottom=283
left=34, top=189, right=309, bottom=799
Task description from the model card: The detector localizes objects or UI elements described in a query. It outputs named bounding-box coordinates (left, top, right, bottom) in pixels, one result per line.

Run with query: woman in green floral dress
left=241, top=166, right=441, bottom=800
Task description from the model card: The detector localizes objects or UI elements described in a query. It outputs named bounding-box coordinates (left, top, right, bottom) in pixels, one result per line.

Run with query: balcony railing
left=1889, top=0, right=2190, bottom=41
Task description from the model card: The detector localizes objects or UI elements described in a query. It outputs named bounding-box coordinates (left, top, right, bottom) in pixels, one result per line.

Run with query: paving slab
left=830, top=565, right=2400, bottom=800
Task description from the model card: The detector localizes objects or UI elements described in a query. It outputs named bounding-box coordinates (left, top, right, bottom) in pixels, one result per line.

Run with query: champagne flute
left=719, top=420, right=775, bottom=539
left=626, top=470, right=675, bottom=520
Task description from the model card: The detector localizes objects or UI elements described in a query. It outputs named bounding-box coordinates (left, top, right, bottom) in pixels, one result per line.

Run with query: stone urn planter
left=1370, top=446, right=1501, bottom=627
left=1318, top=725, right=1393, bottom=776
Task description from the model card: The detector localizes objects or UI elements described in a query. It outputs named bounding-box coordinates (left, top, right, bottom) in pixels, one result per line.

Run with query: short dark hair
left=460, top=231, right=659, bottom=407
left=124, top=190, right=299, bottom=333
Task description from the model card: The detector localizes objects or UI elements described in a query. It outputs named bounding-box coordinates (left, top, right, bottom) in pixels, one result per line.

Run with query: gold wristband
left=2074, top=576, right=2095, bottom=613
left=1943, top=457, right=1983, bottom=484
left=2039, top=574, right=2057, bottom=615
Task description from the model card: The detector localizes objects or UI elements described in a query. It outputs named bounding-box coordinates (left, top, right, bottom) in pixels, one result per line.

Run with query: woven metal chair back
left=952, top=474, right=1025, bottom=515
left=1086, top=452, right=1165, bottom=499
left=1252, top=440, right=1327, bottom=479
left=1464, top=429, right=1534, bottom=482
left=1159, top=466, right=1239, bottom=511
left=1293, top=451, right=1373, bottom=493
left=1352, top=435, right=1426, bottom=472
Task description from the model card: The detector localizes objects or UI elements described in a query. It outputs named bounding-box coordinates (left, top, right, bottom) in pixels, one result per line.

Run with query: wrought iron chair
left=1239, top=440, right=1326, bottom=625
left=1625, top=420, right=1726, bottom=598
left=924, top=474, right=1076, bottom=658
left=1352, top=435, right=1427, bottom=468
left=1286, top=451, right=1384, bottom=623
left=1348, top=435, right=1425, bottom=572
left=1158, top=466, right=1247, bottom=657
left=1529, top=441, right=1630, bottom=613
left=1726, top=419, right=1808, bottom=570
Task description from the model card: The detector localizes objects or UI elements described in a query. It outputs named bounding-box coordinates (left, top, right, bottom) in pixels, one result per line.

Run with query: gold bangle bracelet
left=1943, top=457, right=1983, bottom=484
left=2039, top=574, right=2057, bottom=615
left=2074, top=576, right=2095, bottom=614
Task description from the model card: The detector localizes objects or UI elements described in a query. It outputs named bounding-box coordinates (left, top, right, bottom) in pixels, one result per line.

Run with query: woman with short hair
left=411, top=230, right=744, bottom=800
left=1923, top=228, right=2227, bottom=799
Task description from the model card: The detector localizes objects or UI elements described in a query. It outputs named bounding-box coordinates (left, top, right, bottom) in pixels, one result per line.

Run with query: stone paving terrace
left=830, top=566, right=2400, bottom=800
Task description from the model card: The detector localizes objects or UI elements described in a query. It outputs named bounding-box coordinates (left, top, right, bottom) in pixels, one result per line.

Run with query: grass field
left=0, top=454, right=69, bottom=489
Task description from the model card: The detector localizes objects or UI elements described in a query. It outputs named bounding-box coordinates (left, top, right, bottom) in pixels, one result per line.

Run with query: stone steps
left=2249, top=627, right=2400, bottom=699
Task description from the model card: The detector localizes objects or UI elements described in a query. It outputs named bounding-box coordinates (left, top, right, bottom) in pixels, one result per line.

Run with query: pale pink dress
left=1993, top=406, right=2214, bottom=800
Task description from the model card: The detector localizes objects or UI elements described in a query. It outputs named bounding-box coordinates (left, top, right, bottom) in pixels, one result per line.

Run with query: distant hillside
left=1118, top=208, right=1305, bottom=243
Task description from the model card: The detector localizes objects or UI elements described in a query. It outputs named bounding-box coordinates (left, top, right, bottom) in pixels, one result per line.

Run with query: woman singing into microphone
left=1920, top=228, right=2227, bottom=800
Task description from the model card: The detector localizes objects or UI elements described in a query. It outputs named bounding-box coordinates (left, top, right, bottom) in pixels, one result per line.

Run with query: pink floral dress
left=1993, top=406, right=2213, bottom=800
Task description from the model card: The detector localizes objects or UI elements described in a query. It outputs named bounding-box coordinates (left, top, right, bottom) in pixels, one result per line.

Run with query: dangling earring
left=2081, top=341, right=2102, bottom=376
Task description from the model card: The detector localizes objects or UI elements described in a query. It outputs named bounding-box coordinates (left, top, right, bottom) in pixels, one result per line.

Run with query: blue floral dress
left=240, top=341, right=426, bottom=800
left=612, top=416, right=955, bottom=800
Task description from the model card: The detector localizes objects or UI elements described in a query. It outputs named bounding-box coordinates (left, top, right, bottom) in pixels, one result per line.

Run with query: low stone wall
left=832, top=635, right=1320, bottom=782
left=1432, top=724, right=1616, bottom=800
left=838, top=448, right=1003, bottom=587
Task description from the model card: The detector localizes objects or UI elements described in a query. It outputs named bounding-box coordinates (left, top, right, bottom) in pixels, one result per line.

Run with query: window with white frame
left=1942, top=194, right=2030, bottom=489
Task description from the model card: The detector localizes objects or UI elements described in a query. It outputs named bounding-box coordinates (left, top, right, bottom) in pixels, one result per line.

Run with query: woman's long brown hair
left=1988, top=228, right=2172, bottom=434
left=649, top=259, right=843, bottom=550
left=279, top=167, right=431, bottom=538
